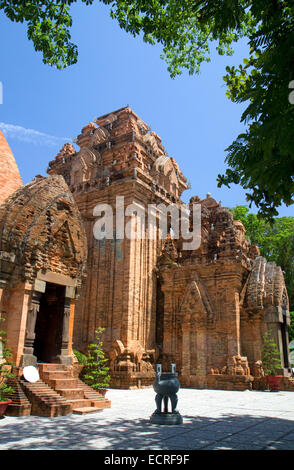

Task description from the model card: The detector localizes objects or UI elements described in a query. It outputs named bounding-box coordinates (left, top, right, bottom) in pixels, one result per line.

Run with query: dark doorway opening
left=33, top=283, right=65, bottom=363
left=281, top=290, right=290, bottom=370
left=281, top=312, right=290, bottom=369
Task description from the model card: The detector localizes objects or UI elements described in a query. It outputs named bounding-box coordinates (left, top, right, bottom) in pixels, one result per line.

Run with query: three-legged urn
left=150, top=363, right=183, bottom=425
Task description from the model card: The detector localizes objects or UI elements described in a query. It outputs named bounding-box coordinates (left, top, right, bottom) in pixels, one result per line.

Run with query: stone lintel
left=37, top=270, right=76, bottom=287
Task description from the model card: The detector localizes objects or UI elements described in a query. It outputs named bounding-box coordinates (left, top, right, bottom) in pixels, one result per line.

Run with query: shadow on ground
left=1, top=412, right=294, bottom=450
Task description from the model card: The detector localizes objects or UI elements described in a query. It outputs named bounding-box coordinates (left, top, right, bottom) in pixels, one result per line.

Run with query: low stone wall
left=110, top=372, right=155, bottom=389
left=206, top=374, right=254, bottom=391
left=252, top=376, right=294, bottom=391
left=281, top=377, right=294, bottom=391
left=110, top=370, right=294, bottom=392
left=110, top=371, right=255, bottom=391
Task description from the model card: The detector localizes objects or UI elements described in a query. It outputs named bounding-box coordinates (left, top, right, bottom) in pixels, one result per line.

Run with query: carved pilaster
left=61, top=298, right=71, bottom=351
left=0, top=279, right=7, bottom=319
left=21, top=291, right=42, bottom=366
left=57, top=291, right=75, bottom=366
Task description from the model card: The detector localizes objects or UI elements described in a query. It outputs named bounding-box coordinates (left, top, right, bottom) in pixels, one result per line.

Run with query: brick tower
left=48, top=107, right=291, bottom=391
left=48, top=107, right=188, bottom=387
left=0, top=129, right=22, bottom=204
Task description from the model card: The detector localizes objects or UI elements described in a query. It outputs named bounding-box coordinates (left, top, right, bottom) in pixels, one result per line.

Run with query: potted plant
left=0, top=319, right=15, bottom=417
left=262, top=329, right=283, bottom=392
left=82, top=327, right=110, bottom=396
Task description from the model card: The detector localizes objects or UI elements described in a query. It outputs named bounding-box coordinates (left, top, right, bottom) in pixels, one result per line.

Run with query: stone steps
left=48, top=378, right=78, bottom=389
left=38, top=364, right=68, bottom=372
left=19, top=378, right=71, bottom=417
left=72, top=407, right=103, bottom=415
left=38, top=363, right=111, bottom=412
left=57, top=388, right=85, bottom=399
left=5, top=377, right=32, bottom=417
left=6, top=364, right=111, bottom=417
left=67, top=398, right=92, bottom=408
left=74, top=382, right=111, bottom=408
left=42, top=370, right=72, bottom=380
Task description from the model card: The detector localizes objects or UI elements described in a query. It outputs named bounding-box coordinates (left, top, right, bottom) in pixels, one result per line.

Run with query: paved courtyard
left=1, top=388, right=294, bottom=450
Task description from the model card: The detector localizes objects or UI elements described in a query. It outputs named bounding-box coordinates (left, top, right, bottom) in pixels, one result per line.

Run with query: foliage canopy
left=1, top=1, right=293, bottom=216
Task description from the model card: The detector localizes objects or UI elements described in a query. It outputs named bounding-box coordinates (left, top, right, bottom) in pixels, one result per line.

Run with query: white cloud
left=0, top=122, right=71, bottom=147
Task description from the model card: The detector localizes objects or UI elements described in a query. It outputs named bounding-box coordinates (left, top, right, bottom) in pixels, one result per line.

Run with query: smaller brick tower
left=0, top=129, right=22, bottom=204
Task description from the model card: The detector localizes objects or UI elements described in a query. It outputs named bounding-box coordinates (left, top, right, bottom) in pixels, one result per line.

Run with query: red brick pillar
left=6, top=283, right=33, bottom=366
left=227, top=289, right=241, bottom=359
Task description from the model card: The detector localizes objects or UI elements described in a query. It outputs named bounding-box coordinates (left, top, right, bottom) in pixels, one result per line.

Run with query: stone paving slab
left=0, top=388, right=294, bottom=450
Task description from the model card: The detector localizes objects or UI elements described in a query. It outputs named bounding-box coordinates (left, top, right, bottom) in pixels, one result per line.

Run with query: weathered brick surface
left=0, top=174, right=87, bottom=283
left=157, top=199, right=291, bottom=389
left=5, top=376, right=32, bottom=416
left=0, top=174, right=87, bottom=369
left=19, top=377, right=72, bottom=417
left=48, top=107, right=188, bottom=388
left=47, top=107, right=291, bottom=390
left=206, top=374, right=254, bottom=391
left=38, top=363, right=111, bottom=412
left=0, top=130, right=22, bottom=204
left=0, top=108, right=291, bottom=394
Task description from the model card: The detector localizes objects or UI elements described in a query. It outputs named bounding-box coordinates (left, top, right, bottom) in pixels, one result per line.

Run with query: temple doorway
left=33, top=283, right=65, bottom=363
left=281, top=313, right=290, bottom=369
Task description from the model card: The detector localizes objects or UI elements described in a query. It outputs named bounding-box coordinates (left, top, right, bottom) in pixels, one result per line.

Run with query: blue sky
left=0, top=2, right=292, bottom=216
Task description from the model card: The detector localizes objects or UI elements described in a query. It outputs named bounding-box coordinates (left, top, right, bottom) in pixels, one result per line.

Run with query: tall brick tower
left=48, top=107, right=188, bottom=387
left=0, top=129, right=22, bottom=204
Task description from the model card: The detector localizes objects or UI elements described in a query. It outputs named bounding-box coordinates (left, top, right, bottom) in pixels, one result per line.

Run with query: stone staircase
left=6, top=364, right=111, bottom=417
left=38, top=364, right=111, bottom=415
left=5, top=377, right=32, bottom=417
left=19, top=376, right=72, bottom=417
